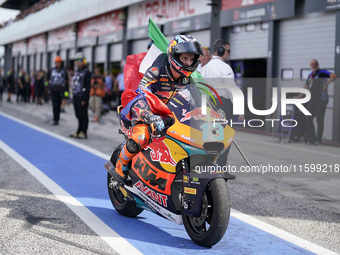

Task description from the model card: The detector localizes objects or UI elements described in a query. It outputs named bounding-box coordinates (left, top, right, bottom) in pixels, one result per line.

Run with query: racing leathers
left=115, top=53, right=191, bottom=179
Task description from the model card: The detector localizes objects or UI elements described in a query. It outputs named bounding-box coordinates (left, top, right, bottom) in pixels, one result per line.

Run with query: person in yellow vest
left=89, top=66, right=105, bottom=122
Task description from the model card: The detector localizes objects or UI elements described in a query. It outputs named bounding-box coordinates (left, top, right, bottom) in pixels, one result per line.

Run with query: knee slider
left=126, top=138, right=141, bottom=154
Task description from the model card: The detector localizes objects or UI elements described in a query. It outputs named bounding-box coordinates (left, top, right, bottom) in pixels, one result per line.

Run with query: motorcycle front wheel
left=182, top=178, right=230, bottom=247
left=107, top=145, right=143, bottom=217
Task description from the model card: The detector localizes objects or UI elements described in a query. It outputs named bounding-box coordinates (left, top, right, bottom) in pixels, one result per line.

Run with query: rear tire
left=107, top=145, right=143, bottom=217
left=182, top=178, right=230, bottom=247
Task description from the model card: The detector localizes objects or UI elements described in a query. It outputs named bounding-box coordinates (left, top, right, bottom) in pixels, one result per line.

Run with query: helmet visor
left=172, top=42, right=201, bottom=55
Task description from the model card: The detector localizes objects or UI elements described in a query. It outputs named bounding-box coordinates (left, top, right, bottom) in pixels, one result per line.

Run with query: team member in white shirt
left=201, top=39, right=238, bottom=167
left=196, top=46, right=211, bottom=74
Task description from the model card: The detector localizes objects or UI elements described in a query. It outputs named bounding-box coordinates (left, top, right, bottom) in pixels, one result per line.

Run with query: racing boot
left=112, top=124, right=150, bottom=181
left=112, top=146, right=134, bottom=182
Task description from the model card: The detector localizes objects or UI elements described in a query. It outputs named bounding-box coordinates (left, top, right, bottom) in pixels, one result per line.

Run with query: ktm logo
left=133, top=157, right=168, bottom=191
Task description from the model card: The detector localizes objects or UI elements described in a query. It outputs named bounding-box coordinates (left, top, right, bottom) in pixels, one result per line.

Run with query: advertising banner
left=127, top=0, right=210, bottom=39
left=77, top=9, right=124, bottom=46
left=305, top=0, right=340, bottom=13
left=12, top=40, right=27, bottom=56
left=48, top=24, right=76, bottom=50
left=27, top=34, right=46, bottom=54
left=220, top=0, right=295, bottom=26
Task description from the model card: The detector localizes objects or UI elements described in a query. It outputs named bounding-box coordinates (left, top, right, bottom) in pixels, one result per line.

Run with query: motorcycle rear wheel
left=107, top=146, right=143, bottom=217
left=182, top=178, right=230, bottom=247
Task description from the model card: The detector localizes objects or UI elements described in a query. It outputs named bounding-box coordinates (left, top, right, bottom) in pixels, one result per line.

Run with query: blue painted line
left=0, top=114, right=315, bottom=255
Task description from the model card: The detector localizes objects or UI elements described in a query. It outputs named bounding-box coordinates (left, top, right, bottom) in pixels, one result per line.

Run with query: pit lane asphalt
left=0, top=96, right=339, bottom=254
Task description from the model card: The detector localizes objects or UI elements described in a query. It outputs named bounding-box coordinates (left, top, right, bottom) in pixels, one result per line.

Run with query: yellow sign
left=184, top=187, right=196, bottom=195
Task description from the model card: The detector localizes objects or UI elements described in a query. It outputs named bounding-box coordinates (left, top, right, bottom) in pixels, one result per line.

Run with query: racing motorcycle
left=105, top=84, right=236, bottom=247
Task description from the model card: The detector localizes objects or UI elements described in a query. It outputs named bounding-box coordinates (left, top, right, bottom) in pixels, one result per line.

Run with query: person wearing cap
left=48, top=56, right=68, bottom=125
left=70, top=52, right=92, bottom=139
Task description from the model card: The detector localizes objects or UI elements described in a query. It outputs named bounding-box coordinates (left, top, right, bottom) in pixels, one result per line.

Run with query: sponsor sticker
left=184, top=187, right=197, bottom=195
left=183, top=175, right=189, bottom=183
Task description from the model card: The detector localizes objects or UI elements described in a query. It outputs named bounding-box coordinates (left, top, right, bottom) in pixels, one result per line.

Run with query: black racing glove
left=141, top=111, right=165, bottom=132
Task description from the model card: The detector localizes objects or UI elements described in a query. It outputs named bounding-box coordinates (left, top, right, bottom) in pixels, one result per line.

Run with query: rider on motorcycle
left=113, top=34, right=203, bottom=181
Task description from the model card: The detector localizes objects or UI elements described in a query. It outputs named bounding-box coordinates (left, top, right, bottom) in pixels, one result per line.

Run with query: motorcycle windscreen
left=167, top=84, right=235, bottom=154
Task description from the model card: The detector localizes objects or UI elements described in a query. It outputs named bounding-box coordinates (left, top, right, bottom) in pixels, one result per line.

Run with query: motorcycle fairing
left=144, top=137, right=188, bottom=173
left=124, top=184, right=183, bottom=224
left=131, top=152, right=176, bottom=195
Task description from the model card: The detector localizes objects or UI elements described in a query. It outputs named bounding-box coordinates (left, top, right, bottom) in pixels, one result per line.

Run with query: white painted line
left=235, top=136, right=340, bottom=159
left=1, top=111, right=338, bottom=255
left=231, top=209, right=338, bottom=255
left=0, top=140, right=142, bottom=255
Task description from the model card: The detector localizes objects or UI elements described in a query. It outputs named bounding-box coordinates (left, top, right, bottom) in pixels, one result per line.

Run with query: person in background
left=24, top=71, right=31, bottom=102
left=201, top=39, right=238, bottom=167
left=5, top=68, right=15, bottom=103
left=89, top=66, right=105, bottom=122
left=48, top=56, right=68, bottom=125
left=60, top=83, right=70, bottom=113
left=16, top=69, right=26, bottom=103
left=196, top=46, right=211, bottom=74
left=103, top=70, right=114, bottom=111
left=66, top=67, right=74, bottom=104
left=114, top=71, right=125, bottom=107
left=34, top=70, right=45, bottom=105
left=70, top=52, right=91, bottom=139
left=296, top=59, right=337, bottom=144
left=30, top=71, right=35, bottom=103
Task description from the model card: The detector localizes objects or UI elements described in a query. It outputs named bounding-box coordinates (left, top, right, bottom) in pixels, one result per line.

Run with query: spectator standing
left=30, top=71, right=36, bottom=103
left=201, top=39, right=235, bottom=167
left=5, top=68, right=15, bottom=103
left=70, top=52, right=91, bottom=139
left=114, top=71, right=125, bottom=107
left=89, top=66, right=105, bottom=122
left=34, top=70, right=45, bottom=105
left=196, top=46, right=211, bottom=74
left=24, top=72, right=31, bottom=102
left=48, top=56, right=68, bottom=125
left=104, top=71, right=113, bottom=92
left=298, top=59, right=337, bottom=144
left=103, top=71, right=114, bottom=107
left=60, top=83, right=70, bottom=113
left=17, top=69, right=26, bottom=103
left=66, top=67, right=74, bottom=102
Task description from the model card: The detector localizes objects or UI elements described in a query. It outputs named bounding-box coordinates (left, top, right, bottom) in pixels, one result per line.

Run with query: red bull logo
left=180, top=108, right=202, bottom=122
left=145, top=141, right=177, bottom=166
left=180, top=108, right=222, bottom=122
left=120, top=120, right=132, bottom=137
left=210, top=109, right=223, bottom=119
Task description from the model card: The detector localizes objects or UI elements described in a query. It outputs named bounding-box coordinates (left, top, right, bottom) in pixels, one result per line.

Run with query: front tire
left=107, top=145, right=143, bottom=217
left=182, top=178, right=230, bottom=247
